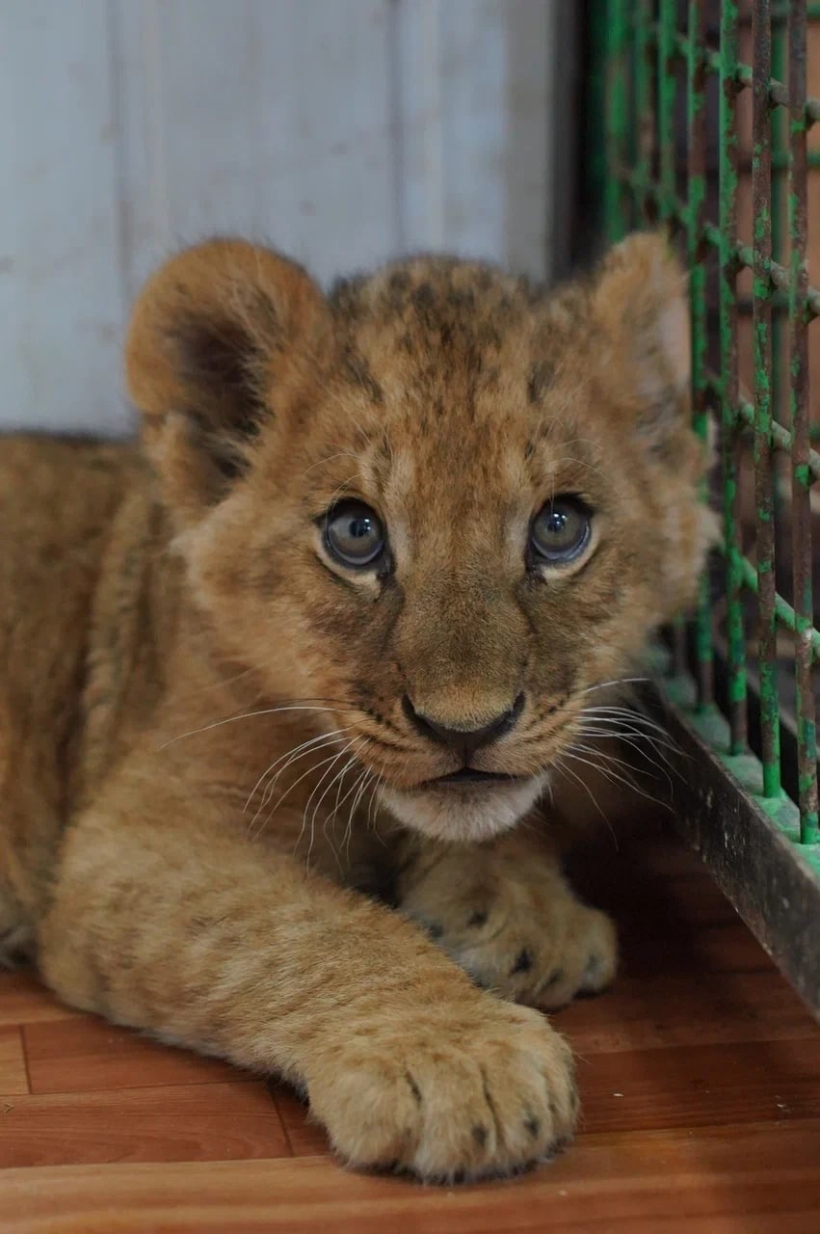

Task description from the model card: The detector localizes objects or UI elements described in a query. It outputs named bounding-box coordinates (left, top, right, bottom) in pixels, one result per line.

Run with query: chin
left=378, top=774, right=548, bottom=843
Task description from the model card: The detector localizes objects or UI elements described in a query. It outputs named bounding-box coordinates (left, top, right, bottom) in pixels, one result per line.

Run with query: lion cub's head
left=126, top=234, right=713, bottom=841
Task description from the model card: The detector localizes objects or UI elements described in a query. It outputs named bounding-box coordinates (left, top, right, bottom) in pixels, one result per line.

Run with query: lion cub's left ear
left=126, top=238, right=331, bottom=521
left=591, top=231, right=690, bottom=448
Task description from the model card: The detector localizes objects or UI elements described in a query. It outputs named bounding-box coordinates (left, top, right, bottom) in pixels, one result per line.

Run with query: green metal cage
left=589, top=0, right=820, bottom=1014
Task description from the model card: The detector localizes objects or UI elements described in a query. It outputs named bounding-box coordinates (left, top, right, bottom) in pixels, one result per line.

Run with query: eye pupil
left=324, top=501, right=386, bottom=569
left=530, top=496, right=592, bottom=566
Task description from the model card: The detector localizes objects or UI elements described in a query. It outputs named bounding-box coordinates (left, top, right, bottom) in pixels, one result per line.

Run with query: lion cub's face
left=127, top=234, right=713, bottom=841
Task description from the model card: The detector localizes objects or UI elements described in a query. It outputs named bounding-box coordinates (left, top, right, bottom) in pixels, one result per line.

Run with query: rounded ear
left=125, top=238, right=331, bottom=520
left=591, top=231, right=691, bottom=451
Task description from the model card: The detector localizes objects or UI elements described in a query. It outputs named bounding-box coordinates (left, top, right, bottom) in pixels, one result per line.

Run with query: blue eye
left=530, top=496, right=592, bottom=565
left=324, top=500, right=386, bottom=568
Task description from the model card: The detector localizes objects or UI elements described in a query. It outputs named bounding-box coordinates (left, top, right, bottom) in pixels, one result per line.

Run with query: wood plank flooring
left=1, top=825, right=818, bottom=1232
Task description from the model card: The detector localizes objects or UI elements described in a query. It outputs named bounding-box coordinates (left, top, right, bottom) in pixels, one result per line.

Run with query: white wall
left=0, top=0, right=570, bottom=436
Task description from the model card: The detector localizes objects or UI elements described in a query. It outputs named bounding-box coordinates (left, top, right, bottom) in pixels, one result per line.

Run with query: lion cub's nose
left=402, top=693, right=525, bottom=757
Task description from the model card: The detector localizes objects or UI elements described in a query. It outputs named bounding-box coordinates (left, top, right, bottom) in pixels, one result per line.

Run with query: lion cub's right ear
left=125, top=238, right=331, bottom=522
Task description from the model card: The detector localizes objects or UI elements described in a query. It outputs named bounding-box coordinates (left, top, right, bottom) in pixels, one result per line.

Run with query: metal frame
left=593, top=0, right=820, bottom=1017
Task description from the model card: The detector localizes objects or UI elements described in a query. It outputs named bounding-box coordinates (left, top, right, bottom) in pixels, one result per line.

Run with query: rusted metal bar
left=787, top=0, right=819, bottom=844
left=688, top=0, right=713, bottom=710
left=719, top=0, right=747, bottom=753
left=752, top=0, right=780, bottom=798
left=633, top=0, right=655, bottom=223
left=617, top=173, right=820, bottom=318
left=605, top=0, right=631, bottom=241
left=657, top=0, right=677, bottom=223
left=729, top=392, right=820, bottom=485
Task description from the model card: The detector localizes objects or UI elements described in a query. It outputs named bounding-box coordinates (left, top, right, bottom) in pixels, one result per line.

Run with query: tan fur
left=0, top=233, right=713, bottom=1181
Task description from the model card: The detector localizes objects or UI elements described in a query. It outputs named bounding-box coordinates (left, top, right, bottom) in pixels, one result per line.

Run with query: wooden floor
left=1, top=826, right=819, bottom=1233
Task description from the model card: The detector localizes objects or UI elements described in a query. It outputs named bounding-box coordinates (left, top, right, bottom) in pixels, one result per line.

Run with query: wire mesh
left=596, top=0, right=819, bottom=849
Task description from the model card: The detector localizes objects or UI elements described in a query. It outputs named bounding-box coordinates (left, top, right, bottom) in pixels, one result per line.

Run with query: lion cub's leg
left=36, top=764, right=577, bottom=1181
left=394, top=828, right=617, bottom=1010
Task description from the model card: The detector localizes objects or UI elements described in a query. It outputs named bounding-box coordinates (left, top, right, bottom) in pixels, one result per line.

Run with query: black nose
left=402, top=693, right=525, bottom=757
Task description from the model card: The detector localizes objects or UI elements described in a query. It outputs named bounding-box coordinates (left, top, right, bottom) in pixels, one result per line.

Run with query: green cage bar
left=657, top=1, right=678, bottom=223
left=634, top=0, right=655, bottom=223
left=604, top=0, right=631, bottom=241
left=752, top=0, right=781, bottom=798
left=688, top=0, right=713, bottom=710
left=590, top=0, right=820, bottom=1015
left=720, top=1, right=749, bottom=753
left=787, top=0, right=819, bottom=844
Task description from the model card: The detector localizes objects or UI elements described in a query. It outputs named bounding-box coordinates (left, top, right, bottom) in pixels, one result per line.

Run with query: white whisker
left=244, top=727, right=353, bottom=815
left=302, top=745, right=366, bottom=864
left=562, top=746, right=673, bottom=815
left=252, top=740, right=356, bottom=843
left=160, top=702, right=345, bottom=750
left=571, top=739, right=675, bottom=796
left=578, top=677, right=651, bottom=697
left=552, top=753, right=618, bottom=847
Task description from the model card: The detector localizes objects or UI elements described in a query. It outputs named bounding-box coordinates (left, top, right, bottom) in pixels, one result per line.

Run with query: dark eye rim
left=529, top=494, right=594, bottom=567
left=321, top=498, right=388, bottom=570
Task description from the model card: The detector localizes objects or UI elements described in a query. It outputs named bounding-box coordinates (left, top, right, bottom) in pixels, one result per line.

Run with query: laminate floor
left=2, top=825, right=818, bottom=1233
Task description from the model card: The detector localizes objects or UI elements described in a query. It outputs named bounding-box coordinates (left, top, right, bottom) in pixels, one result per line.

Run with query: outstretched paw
left=307, top=997, right=577, bottom=1181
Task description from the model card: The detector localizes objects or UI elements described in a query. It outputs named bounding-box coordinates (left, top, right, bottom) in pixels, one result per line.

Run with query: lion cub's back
left=0, top=436, right=140, bottom=925
left=0, top=436, right=138, bottom=660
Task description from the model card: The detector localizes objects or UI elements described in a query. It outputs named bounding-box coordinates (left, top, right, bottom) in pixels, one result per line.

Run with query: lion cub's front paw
left=398, top=852, right=617, bottom=1010
left=306, top=999, right=576, bottom=1181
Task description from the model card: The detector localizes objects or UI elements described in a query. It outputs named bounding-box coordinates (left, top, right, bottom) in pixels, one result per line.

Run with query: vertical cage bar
left=688, top=0, right=713, bottom=709
left=771, top=11, right=787, bottom=434
left=659, top=0, right=686, bottom=678
left=605, top=0, right=631, bottom=242
left=787, top=0, right=819, bottom=843
left=586, top=0, right=608, bottom=242
left=657, top=0, right=677, bottom=222
left=752, top=0, right=781, bottom=797
left=719, top=0, right=748, bottom=751
left=633, top=0, right=655, bottom=223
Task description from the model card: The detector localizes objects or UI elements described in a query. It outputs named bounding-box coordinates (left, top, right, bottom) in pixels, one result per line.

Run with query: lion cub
left=0, top=233, right=712, bottom=1181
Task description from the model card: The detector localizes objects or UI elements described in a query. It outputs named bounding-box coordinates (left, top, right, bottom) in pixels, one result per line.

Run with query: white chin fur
left=379, top=775, right=548, bottom=842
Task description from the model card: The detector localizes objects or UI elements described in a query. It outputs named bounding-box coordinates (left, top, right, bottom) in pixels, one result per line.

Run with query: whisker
left=252, top=740, right=357, bottom=843
left=247, top=734, right=352, bottom=836
left=581, top=729, right=679, bottom=776
left=578, top=677, right=651, bottom=697
left=322, top=755, right=372, bottom=836
left=552, top=754, right=618, bottom=847
left=244, top=727, right=353, bottom=814
left=562, top=747, right=673, bottom=816
left=580, top=711, right=683, bottom=764
left=367, top=772, right=385, bottom=831
left=160, top=701, right=350, bottom=750
left=581, top=704, right=675, bottom=736
left=579, top=714, right=681, bottom=754
left=320, top=745, right=369, bottom=863
left=302, top=745, right=367, bottom=861
left=579, top=725, right=683, bottom=777
left=344, top=768, right=374, bottom=864
left=571, top=739, right=675, bottom=795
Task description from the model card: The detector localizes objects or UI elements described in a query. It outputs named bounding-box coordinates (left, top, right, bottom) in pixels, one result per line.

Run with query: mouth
left=422, top=768, right=527, bottom=787
left=379, top=766, right=547, bottom=842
